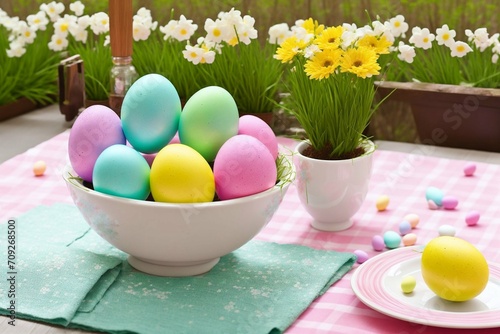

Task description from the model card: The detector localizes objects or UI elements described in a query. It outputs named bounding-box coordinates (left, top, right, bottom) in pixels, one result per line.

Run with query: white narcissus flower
left=172, top=15, right=198, bottom=41
left=182, top=44, right=215, bottom=65
left=27, top=11, right=49, bottom=31
left=70, top=1, right=85, bottom=16
left=304, top=44, right=320, bottom=58
left=449, top=41, right=473, bottom=57
left=493, top=53, right=499, bottom=64
left=435, top=24, right=456, bottom=47
left=409, top=27, right=435, bottom=50
left=6, top=39, right=26, bottom=57
left=90, top=12, right=109, bottom=35
left=235, top=15, right=258, bottom=45
left=218, top=8, right=242, bottom=27
left=268, top=23, right=290, bottom=45
left=104, top=35, right=110, bottom=46
left=133, top=21, right=150, bottom=41
left=17, top=22, right=37, bottom=44
left=465, top=27, right=490, bottom=51
left=204, top=18, right=227, bottom=44
left=54, top=14, right=76, bottom=37
left=40, top=1, right=65, bottom=22
left=2, top=16, right=20, bottom=31
left=388, top=15, right=409, bottom=38
left=291, top=26, right=313, bottom=44
left=134, top=7, right=157, bottom=31
left=160, top=20, right=177, bottom=40
left=397, top=41, right=416, bottom=63
left=48, top=33, right=68, bottom=51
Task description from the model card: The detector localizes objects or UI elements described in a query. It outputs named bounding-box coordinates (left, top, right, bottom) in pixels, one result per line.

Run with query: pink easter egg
left=402, top=233, right=417, bottom=246
left=238, top=115, right=278, bottom=160
left=442, top=196, right=459, bottom=210
left=465, top=211, right=480, bottom=226
left=463, top=162, right=476, bottom=176
left=372, top=235, right=385, bottom=251
left=213, top=135, right=277, bottom=200
left=354, top=250, right=369, bottom=264
left=68, top=105, right=126, bottom=182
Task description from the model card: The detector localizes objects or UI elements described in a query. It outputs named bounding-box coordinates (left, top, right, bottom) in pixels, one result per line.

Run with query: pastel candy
left=354, top=250, right=369, bottom=264
left=428, top=199, right=439, bottom=210
left=404, top=213, right=420, bottom=228
left=442, top=196, right=459, bottom=210
left=401, top=276, right=416, bottom=294
left=465, top=211, right=480, bottom=226
left=426, top=187, right=444, bottom=206
left=376, top=195, right=390, bottom=211
left=438, top=224, right=456, bottom=237
left=402, top=233, right=417, bottom=246
left=372, top=235, right=385, bottom=251
left=399, top=221, right=412, bottom=235
left=464, top=162, right=476, bottom=176
left=384, top=231, right=401, bottom=249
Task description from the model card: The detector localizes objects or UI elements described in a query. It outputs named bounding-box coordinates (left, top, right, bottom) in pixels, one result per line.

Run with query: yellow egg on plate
left=150, top=144, right=215, bottom=203
left=421, top=236, right=489, bottom=302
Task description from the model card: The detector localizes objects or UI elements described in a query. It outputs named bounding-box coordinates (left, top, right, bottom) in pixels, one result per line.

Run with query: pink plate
left=351, top=246, right=500, bottom=328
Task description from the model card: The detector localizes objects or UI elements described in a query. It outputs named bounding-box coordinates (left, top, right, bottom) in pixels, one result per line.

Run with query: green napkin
left=1, top=204, right=355, bottom=333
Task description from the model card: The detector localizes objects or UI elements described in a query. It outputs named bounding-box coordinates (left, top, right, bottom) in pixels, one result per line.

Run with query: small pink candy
left=465, top=211, right=480, bottom=226
left=428, top=199, right=439, bottom=210
left=463, top=162, right=476, bottom=176
left=442, top=196, right=459, bottom=210
left=354, top=250, right=369, bottom=264
left=371, top=235, right=385, bottom=251
left=402, top=233, right=417, bottom=246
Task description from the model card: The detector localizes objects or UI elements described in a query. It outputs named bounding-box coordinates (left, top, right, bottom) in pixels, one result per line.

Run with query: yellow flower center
left=60, top=23, right=68, bottom=32
left=353, top=60, right=363, bottom=67
left=101, top=19, right=107, bottom=25
left=180, top=28, right=187, bottom=35
left=24, top=31, right=31, bottom=37
left=190, top=51, right=197, bottom=59
left=423, top=37, right=429, bottom=43
left=34, top=18, right=40, bottom=24
left=323, top=60, right=333, bottom=67
left=456, top=45, right=465, bottom=52
left=443, top=33, right=449, bottom=40
left=213, top=28, right=221, bottom=37
left=56, top=38, right=63, bottom=45
left=394, top=21, right=401, bottom=28
left=328, top=37, right=336, bottom=43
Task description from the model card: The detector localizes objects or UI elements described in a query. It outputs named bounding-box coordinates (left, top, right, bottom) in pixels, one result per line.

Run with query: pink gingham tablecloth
left=2, top=130, right=500, bottom=334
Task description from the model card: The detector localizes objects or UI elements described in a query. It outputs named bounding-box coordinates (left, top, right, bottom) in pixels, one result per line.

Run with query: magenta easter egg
left=442, top=195, right=459, bottom=210
left=463, top=162, right=476, bottom=176
left=68, top=105, right=126, bottom=182
left=465, top=211, right=480, bottom=226
left=213, top=135, right=277, bottom=200
left=238, top=115, right=278, bottom=160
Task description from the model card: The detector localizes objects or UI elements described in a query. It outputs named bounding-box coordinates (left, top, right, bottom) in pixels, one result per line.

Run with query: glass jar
left=109, top=56, right=138, bottom=116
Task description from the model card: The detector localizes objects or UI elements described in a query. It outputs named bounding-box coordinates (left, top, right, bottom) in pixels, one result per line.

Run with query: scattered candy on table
left=399, top=220, right=412, bottom=235
left=438, top=224, right=456, bottom=237
left=354, top=250, right=369, bottom=264
left=465, top=211, right=480, bottom=226
left=426, top=186, right=444, bottom=207
left=372, top=235, right=385, bottom=251
left=401, top=275, right=416, bottom=294
left=402, top=233, right=417, bottom=246
left=427, top=199, right=439, bottom=210
left=383, top=231, right=401, bottom=249
left=463, top=162, right=476, bottom=176
left=442, top=195, right=459, bottom=210
left=376, top=195, right=390, bottom=211
left=404, top=213, right=420, bottom=228
left=33, top=160, right=46, bottom=176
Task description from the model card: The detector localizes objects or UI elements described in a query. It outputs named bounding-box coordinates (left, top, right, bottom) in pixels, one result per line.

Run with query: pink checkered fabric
left=2, top=131, right=500, bottom=333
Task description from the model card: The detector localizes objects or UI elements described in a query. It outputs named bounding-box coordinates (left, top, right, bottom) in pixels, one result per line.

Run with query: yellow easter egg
left=376, top=195, right=390, bottom=211
left=421, top=236, right=489, bottom=302
left=150, top=144, right=215, bottom=203
left=401, top=275, right=416, bottom=294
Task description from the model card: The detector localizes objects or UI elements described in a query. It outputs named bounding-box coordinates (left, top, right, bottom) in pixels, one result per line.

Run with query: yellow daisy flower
left=357, top=35, right=392, bottom=55
left=302, top=18, right=325, bottom=35
left=274, top=36, right=307, bottom=63
left=304, top=48, right=343, bottom=80
left=316, top=26, right=344, bottom=50
left=340, top=47, right=381, bottom=78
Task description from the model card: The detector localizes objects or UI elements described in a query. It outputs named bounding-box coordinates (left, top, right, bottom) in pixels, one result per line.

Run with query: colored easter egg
left=442, top=196, right=459, bottom=210
left=150, top=144, right=215, bottom=203
left=238, top=115, right=278, bottom=160
left=426, top=187, right=444, bottom=206
left=354, top=250, right=369, bottom=264
left=402, top=233, right=417, bottom=246
left=68, top=105, right=126, bottom=182
left=438, top=224, right=456, bottom=237
left=33, top=160, right=46, bottom=176
left=92, top=144, right=151, bottom=200
left=121, top=73, right=181, bottom=153
left=376, top=195, right=390, bottom=211
left=465, top=211, right=480, bottom=226
left=401, top=276, right=416, bottom=294
left=404, top=213, right=420, bottom=228
left=384, top=231, right=401, bottom=249
left=213, top=135, right=277, bottom=200
left=179, top=86, right=239, bottom=162
left=372, top=235, right=385, bottom=251
left=399, top=220, right=412, bottom=235
left=463, top=162, right=476, bottom=176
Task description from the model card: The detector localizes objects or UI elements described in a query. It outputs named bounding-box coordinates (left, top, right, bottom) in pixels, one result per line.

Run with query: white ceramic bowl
left=62, top=159, right=292, bottom=277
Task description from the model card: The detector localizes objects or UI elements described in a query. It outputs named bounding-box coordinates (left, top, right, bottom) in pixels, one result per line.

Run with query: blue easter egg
left=384, top=231, right=401, bottom=249
left=426, top=186, right=444, bottom=206
left=121, top=74, right=181, bottom=154
left=93, top=144, right=151, bottom=200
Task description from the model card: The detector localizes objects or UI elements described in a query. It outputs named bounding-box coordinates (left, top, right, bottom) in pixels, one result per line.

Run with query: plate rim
left=351, top=246, right=500, bottom=329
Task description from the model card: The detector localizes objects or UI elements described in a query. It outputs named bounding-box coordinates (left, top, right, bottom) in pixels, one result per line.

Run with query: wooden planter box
left=375, top=81, right=500, bottom=152
left=0, top=98, right=38, bottom=122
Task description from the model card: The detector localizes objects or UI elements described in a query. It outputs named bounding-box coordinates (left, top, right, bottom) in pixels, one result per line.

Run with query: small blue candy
left=384, top=231, right=402, bottom=249
left=426, top=186, right=444, bottom=206
left=399, top=220, right=412, bottom=235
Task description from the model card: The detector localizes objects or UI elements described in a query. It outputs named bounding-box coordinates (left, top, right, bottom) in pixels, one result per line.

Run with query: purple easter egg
left=354, top=250, right=369, bottom=264
left=372, top=235, right=385, bottom=251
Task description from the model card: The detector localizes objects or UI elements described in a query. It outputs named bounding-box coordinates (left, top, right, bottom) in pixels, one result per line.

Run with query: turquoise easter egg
left=178, top=86, right=239, bottom=162
left=93, top=144, right=151, bottom=200
left=425, top=186, right=444, bottom=206
left=383, top=231, right=401, bottom=249
left=121, top=74, right=181, bottom=154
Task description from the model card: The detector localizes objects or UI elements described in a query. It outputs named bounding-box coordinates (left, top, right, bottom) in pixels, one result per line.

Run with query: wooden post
left=109, top=0, right=133, bottom=58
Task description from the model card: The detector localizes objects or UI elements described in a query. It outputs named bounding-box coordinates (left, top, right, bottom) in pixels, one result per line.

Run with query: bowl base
left=128, top=256, right=220, bottom=277
left=311, top=219, right=353, bottom=232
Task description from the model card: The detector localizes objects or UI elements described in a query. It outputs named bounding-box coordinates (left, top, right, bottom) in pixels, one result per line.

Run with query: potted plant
left=0, top=7, right=59, bottom=121
left=274, top=18, right=392, bottom=231
left=377, top=15, right=500, bottom=152
left=181, top=8, right=284, bottom=127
